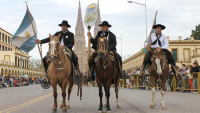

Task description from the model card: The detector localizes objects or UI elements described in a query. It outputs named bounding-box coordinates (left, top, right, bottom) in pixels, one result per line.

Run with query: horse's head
left=151, top=47, right=163, bottom=75
left=49, top=33, right=61, bottom=60
left=97, top=37, right=108, bottom=59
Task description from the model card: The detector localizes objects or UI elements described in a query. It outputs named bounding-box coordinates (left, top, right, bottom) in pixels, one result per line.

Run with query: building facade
left=123, top=36, right=200, bottom=71
left=74, top=0, right=101, bottom=73
left=0, top=28, right=42, bottom=77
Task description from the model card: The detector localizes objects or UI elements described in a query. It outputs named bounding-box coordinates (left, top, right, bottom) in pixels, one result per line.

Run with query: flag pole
left=87, top=26, right=91, bottom=77
left=140, top=11, right=158, bottom=73
left=25, top=1, right=47, bottom=79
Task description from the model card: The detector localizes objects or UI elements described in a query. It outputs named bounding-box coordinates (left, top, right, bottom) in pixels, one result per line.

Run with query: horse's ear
left=150, top=49, right=154, bottom=55
left=57, top=33, right=61, bottom=39
left=49, top=34, right=52, bottom=39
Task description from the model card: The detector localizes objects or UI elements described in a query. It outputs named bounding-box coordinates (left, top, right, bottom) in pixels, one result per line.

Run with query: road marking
left=0, top=90, right=61, bottom=113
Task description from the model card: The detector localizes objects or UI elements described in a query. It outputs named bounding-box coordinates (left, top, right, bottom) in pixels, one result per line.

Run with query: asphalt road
left=0, top=84, right=200, bottom=113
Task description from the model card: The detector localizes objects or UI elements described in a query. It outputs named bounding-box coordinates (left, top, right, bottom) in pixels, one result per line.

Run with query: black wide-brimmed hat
left=153, top=24, right=165, bottom=30
left=99, top=21, right=112, bottom=27
left=58, top=20, right=71, bottom=27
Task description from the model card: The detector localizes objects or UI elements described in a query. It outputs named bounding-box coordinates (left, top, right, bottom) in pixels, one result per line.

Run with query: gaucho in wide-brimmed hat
left=141, top=23, right=181, bottom=80
left=35, top=20, right=81, bottom=84
left=87, top=20, right=126, bottom=81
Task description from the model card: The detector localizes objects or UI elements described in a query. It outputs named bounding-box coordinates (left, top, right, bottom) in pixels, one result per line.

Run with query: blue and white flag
left=143, top=20, right=156, bottom=53
left=11, top=9, right=37, bottom=53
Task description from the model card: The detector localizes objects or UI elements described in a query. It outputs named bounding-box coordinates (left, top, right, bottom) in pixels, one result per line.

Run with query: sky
left=0, top=0, right=200, bottom=60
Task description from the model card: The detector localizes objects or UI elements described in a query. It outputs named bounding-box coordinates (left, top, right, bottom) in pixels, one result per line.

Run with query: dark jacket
left=190, top=66, right=199, bottom=78
left=41, top=31, right=74, bottom=50
left=90, top=31, right=117, bottom=51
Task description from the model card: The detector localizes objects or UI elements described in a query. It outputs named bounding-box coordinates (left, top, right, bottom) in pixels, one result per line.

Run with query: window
left=0, top=32, right=1, bottom=41
left=76, top=42, right=79, bottom=51
left=172, top=49, right=178, bottom=61
left=5, top=35, right=7, bottom=43
left=80, top=42, right=82, bottom=51
left=8, top=37, right=10, bottom=44
left=2, top=34, right=4, bottom=42
left=184, top=49, right=190, bottom=62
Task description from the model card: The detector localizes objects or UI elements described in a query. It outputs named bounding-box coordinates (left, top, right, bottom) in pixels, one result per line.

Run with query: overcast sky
left=0, top=0, right=200, bottom=60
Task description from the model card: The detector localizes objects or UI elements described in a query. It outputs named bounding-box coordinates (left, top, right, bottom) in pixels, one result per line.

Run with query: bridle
left=97, top=37, right=110, bottom=69
left=49, top=38, right=65, bottom=70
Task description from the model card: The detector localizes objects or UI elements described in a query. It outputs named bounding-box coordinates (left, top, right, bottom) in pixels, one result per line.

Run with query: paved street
left=0, top=85, right=200, bottom=113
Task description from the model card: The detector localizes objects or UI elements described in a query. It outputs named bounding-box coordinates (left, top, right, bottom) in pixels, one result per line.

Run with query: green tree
left=191, top=24, right=200, bottom=40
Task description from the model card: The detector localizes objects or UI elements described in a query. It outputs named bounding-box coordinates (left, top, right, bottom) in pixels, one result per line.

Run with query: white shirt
left=60, top=31, right=68, bottom=45
left=145, top=33, right=169, bottom=49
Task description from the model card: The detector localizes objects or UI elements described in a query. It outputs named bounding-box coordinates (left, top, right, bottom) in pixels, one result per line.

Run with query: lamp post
left=128, top=0, right=147, bottom=39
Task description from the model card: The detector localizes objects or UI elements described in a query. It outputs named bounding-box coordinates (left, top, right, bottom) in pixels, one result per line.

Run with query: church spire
left=75, top=0, right=84, bottom=37
left=94, top=0, right=101, bottom=37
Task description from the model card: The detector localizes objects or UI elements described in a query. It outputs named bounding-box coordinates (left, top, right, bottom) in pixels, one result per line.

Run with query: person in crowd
left=180, top=64, right=189, bottom=92
left=0, top=75, right=3, bottom=89
left=186, top=65, right=194, bottom=93
left=10, top=76, right=14, bottom=87
left=190, top=63, right=199, bottom=93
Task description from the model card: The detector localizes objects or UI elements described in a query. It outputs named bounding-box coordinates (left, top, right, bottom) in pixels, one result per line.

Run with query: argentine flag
left=11, top=9, right=37, bottom=53
left=143, top=20, right=156, bottom=54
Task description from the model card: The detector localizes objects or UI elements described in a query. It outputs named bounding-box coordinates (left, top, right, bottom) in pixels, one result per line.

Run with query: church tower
left=93, top=0, right=102, bottom=37
left=74, top=0, right=87, bottom=72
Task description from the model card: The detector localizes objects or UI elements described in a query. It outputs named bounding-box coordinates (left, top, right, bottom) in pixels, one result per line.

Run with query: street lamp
left=128, top=0, right=147, bottom=39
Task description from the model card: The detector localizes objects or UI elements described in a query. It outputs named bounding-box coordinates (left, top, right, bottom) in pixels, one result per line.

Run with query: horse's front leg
left=97, top=79, right=103, bottom=113
left=161, top=78, right=167, bottom=109
left=52, top=83, right=58, bottom=113
left=106, top=80, right=112, bottom=113
left=150, top=76, right=156, bottom=109
left=61, top=83, right=67, bottom=113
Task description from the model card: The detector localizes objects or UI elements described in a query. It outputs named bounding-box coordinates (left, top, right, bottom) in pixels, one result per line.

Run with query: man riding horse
left=141, top=24, right=180, bottom=79
left=35, top=20, right=80, bottom=81
left=87, top=21, right=124, bottom=81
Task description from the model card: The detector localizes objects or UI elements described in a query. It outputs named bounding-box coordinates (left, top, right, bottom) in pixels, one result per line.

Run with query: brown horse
left=149, top=47, right=169, bottom=109
left=48, top=34, right=73, bottom=113
left=94, top=37, right=121, bottom=113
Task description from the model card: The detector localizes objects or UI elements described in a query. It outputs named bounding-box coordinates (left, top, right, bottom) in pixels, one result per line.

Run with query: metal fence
left=83, top=73, right=200, bottom=94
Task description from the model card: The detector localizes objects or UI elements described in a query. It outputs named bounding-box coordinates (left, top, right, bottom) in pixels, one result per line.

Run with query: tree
left=29, top=58, right=42, bottom=69
left=191, top=24, right=200, bottom=40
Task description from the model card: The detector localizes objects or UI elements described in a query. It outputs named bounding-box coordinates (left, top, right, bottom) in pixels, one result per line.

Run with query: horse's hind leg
left=150, top=76, right=156, bottom=109
left=161, top=78, right=167, bottom=109
left=115, top=78, right=121, bottom=109
left=52, top=83, right=58, bottom=113
left=97, top=79, right=103, bottom=113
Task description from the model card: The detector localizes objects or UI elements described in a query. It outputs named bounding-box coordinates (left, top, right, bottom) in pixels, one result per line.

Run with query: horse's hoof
left=62, top=109, right=67, bottom=113
left=103, top=104, right=107, bottom=108
left=52, top=109, right=57, bottom=113
left=162, top=106, right=167, bottom=109
left=60, top=105, right=63, bottom=109
left=67, top=105, right=70, bottom=109
left=97, top=110, right=103, bottom=113
left=106, top=110, right=112, bottom=113
left=150, top=105, right=155, bottom=109
left=117, top=105, right=121, bottom=109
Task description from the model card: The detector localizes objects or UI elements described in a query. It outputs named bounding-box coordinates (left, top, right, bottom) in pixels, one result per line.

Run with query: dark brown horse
left=94, top=37, right=121, bottom=113
left=48, top=34, right=73, bottom=113
left=149, top=47, right=169, bottom=109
